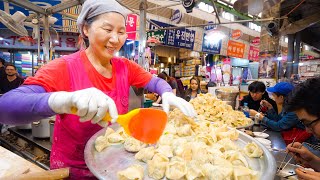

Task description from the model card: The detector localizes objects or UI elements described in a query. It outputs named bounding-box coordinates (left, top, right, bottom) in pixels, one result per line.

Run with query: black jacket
left=240, top=93, right=278, bottom=114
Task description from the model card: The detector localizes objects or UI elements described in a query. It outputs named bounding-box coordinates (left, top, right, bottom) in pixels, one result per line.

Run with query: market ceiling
left=280, top=0, right=320, bottom=51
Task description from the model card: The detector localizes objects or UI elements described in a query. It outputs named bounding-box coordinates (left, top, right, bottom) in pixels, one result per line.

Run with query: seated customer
left=184, top=77, right=201, bottom=102
left=240, top=81, right=277, bottom=113
left=250, top=82, right=305, bottom=132
left=0, top=63, right=24, bottom=94
left=286, top=77, right=320, bottom=179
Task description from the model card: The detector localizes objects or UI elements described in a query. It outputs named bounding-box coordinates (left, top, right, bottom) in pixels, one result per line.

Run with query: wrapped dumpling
left=165, top=158, right=187, bottom=180
left=107, top=132, right=125, bottom=144
left=104, top=127, right=115, bottom=137
left=186, top=160, right=205, bottom=180
left=224, top=150, right=249, bottom=167
left=217, top=138, right=238, bottom=151
left=135, top=146, right=155, bottom=162
left=174, top=143, right=193, bottom=161
left=244, top=142, right=263, bottom=158
left=94, top=135, right=109, bottom=152
left=177, top=124, right=193, bottom=137
left=147, top=153, right=169, bottom=180
left=202, top=163, right=233, bottom=180
left=156, top=145, right=173, bottom=158
left=163, top=123, right=177, bottom=135
left=117, top=164, right=144, bottom=180
left=233, top=166, right=259, bottom=180
left=217, top=128, right=239, bottom=141
left=158, top=134, right=176, bottom=146
left=116, top=127, right=129, bottom=139
left=124, top=137, right=145, bottom=152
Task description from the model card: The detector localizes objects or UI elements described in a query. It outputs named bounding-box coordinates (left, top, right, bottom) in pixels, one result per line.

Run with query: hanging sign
left=170, top=9, right=183, bottom=24
left=227, top=40, right=245, bottom=58
left=231, top=29, right=243, bottom=40
left=248, top=45, right=260, bottom=61
left=202, top=33, right=222, bottom=54
left=251, top=37, right=260, bottom=46
left=204, top=21, right=217, bottom=32
left=126, top=14, right=137, bottom=40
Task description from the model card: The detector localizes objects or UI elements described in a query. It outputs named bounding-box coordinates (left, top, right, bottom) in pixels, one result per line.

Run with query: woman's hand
left=287, top=142, right=320, bottom=170
left=260, top=100, right=273, bottom=110
left=48, top=87, right=118, bottom=127
left=161, top=92, right=196, bottom=117
left=295, top=168, right=320, bottom=180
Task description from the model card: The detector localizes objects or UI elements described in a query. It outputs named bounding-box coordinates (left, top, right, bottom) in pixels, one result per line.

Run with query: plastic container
left=242, top=102, right=250, bottom=118
left=143, top=100, right=153, bottom=108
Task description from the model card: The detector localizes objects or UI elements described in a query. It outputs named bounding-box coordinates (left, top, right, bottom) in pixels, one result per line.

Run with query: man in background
left=0, top=63, right=24, bottom=94
left=0, top=58, right=5, bottom=79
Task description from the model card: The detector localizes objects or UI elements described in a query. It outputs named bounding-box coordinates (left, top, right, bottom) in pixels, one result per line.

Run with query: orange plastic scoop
left=71, top=108, right=167, bottom=144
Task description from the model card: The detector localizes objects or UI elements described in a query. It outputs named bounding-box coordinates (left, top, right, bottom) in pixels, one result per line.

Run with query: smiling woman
left=0, top=0, right=196, bottom=179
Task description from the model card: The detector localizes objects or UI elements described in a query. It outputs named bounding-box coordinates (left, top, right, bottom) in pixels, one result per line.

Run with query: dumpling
left=224, top=150, right=248, bottom=167
left=156, top=145, right=173, bottom=158
left=217, top=138, right=238, bottom=151
left=233, top=166, right=259, bottom=180
left=135, top=146, right=155, bottom=162
left=244, top=142, right=263, bottom=158
left=116, top=127, right=129, bottom=139
left=147, top=153, right=169, bottom=180
left=174, top=142, right=193, bottom=161
left=202, top=163, right=233, bottom=180
left=107, top=132, right=125, bottom=144
left=94, top=135, right=109, bottom=152
left=177, top=124, right=193, bottom=137
left=186, top=160, right=205, bottom=180
left=158, top=134, right=176, bottom=146
left=104, top=127, right=115, bottom=137
left=163, top=123, right=177, bottom=135
left=165, top=159, right=187, bottom=180
left=117, top=164, right=144, bottom=180
left=124, top=137, right=145, bottom=152
left=217, top=128, right=239, bottom=141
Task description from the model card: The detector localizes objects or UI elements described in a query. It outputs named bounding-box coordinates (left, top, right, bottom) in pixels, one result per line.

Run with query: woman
left=0, top=0, right=196, bottom=179
left=250, top=82, right=305, bottom=132
left=184, top=77, right=201, bottom=102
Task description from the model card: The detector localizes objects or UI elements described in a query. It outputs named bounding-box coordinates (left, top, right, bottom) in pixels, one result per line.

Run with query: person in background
left=0, top=64, right=24, bottom=94
left=240, top=81, right=277, bottom=113
left=250, top=82, right=305, bottom=132
left=0, top=58, right=6, bottom=78
left=286, top=77, right=320, bottom=180
left=0, top=0, right=196, bottom=178
left=184, top=77, right=201, bottom=102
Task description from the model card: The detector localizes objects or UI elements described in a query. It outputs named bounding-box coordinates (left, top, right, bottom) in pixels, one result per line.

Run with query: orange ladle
left=71, top=107, right=168, bottom=144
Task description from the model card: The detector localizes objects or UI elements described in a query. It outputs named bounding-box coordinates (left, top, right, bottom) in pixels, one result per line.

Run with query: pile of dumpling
left=189, top=93, right=252, bottom=128
left=95, top=110, right=264, bottom=180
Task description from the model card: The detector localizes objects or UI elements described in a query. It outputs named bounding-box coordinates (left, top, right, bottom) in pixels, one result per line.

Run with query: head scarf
left=77, top=0, right=130, bottom=37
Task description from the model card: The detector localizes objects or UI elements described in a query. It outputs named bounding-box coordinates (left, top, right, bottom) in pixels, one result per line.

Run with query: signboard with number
left=202, top=33, right=222, bottom=54
left=227, top=40, right=245, bottom=58
left=126, top=14, right=137, bottom=40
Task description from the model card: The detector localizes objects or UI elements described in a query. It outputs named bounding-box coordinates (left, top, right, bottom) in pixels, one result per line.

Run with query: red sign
left=126, top=14, right=137, bottom=40
left=251, top=37, right=260, bottom=46
left=227, top=40, right=245, bottom=58
left=231, top=29, right=243, bottom=40
left=248, top=46, right=260, bottom=61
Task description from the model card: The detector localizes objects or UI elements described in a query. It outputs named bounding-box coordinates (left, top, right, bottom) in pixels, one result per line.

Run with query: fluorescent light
left=54, top=40, right=59, bottom=43
left=207, top=63, right=210, bottom=66
left=277, top=56, right=282, bottom=61
left=0, top=37, right=3, bottom=41
left=299, top=63, right=303, bottom=66
left=131, top=52, right=135, bottom=56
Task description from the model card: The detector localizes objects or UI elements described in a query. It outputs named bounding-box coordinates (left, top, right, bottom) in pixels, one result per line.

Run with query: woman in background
left=184, top=77, right=201, bottom=102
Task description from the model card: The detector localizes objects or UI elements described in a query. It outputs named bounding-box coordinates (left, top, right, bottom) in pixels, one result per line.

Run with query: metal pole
left=293, top=32, right=301, bottom=74
left=286, top=34, right=294, bottom=79
left=210, top=0, right=221, bottom=24
left=138, top=0, right=147, bottom=67
left=37, top=14, right=41, bottom=67
left=43, top=15, right=50, bottom=63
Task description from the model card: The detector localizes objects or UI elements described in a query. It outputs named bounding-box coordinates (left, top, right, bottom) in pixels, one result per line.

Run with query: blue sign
left=202, top=33, right=222, bottom=54
left=0, top=0, right=63, bottom=28
left=170, top=9, right=183, bottom=24
left=204, top=21, right=217, bottom=31
left=149, top=19, right=195, bottom=50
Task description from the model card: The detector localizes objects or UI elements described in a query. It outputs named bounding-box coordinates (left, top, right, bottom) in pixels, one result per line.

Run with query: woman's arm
left=0, top=85, right=56, bottom=125
left=260, top=112, right=300, bottom=131
left=144, top=76, right=172, bottom=96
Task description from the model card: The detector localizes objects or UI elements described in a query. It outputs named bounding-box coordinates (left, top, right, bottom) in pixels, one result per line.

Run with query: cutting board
left=0, top=146, right=44, bottom=178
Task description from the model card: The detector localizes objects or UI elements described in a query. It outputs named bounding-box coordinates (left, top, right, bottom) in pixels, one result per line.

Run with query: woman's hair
left=189, top=77, right=200, bottom=91
left=157, top=73, right=167, bottom=80
left=78, top=16, right=100, bottom=49
left=184, top=77, right=201, bottom=101
left=248, top=81, right=266, bottom=93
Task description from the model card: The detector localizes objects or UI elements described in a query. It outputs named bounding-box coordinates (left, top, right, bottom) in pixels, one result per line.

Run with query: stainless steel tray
left=235, top=119, right=254, bottom=129
left=84, top=124, right=276, bottom=180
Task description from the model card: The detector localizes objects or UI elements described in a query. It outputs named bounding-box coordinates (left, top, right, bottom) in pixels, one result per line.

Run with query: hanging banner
left=148, top=20, right=195, bottom=50
left=227, top=40, right=245, bottom=58
left=259, top=52, right=276, bottom=78
left=248, top=45, right=259, bottom=61
left=231, top=29, right=243, bottom=40
left=126, top=14, right=137, bottom=40
left=202, top=33, right=222, bottom=54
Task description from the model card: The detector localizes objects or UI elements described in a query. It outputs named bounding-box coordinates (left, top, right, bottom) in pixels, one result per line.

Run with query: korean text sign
left=227, top=40, right=245, bottom=58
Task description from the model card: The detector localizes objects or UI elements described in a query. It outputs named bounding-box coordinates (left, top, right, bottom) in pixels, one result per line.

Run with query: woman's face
left=83, top=13, right=127, bottom=60
left=190, top=79, right=198, bottom=91
left=272, top=93, right=284, bottom=105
